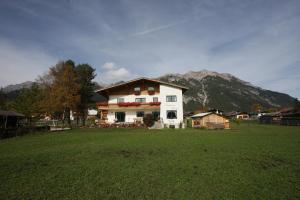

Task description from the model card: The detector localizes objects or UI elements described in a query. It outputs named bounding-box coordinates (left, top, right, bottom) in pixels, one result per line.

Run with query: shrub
left=143, top=114, right=154, bottom=127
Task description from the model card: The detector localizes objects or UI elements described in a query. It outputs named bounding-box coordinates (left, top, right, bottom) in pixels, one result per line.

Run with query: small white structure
left=88, top=109, right=98, bottom=116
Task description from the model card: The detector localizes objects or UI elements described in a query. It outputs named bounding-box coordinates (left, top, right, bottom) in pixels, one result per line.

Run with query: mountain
left=2, top=81, right=34, bottom=93
left=1, top=81, right=35, bottom=101
left=1, top=71, right=295, bottom=112
left=158, top=70, right=295, bottom=112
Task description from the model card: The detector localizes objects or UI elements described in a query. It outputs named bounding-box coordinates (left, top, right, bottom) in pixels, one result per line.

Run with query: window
left=115, top=112, right=125, bottom=122
left=117, top=98, right=124, bottom=103
left=167, top=110, right=177, bottom=119
left=136, top=111, right=144, bottom=117
left=166, top=95, right=177, bottom=102
left=135, top=98, right=146, bottom=103
left=153, top=97, right=158, bottom=102
left=152, top=111, right=160, bottom=121
left=134, top=87, right=141, bottom=92
left=148, top=87, right=155, bottom=91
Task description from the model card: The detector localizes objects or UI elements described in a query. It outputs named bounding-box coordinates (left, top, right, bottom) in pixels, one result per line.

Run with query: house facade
left=96, top=78, right=188, bottom=128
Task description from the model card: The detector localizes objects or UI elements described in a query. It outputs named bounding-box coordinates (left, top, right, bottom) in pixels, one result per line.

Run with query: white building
left=96, top=77, right=188, bottom=128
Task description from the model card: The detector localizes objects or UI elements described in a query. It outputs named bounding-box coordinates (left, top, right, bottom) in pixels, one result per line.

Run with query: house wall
left=99, top=81, right=185, bottom=128
left=107, top=110, right=158, bottom=123
left=159, top=84, right=184, bottom=128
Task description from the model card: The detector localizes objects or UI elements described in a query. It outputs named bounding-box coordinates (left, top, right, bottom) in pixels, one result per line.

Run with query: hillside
left=158, top=70, right=295, bottom=112
left=2, top=81, right=34, bottom=93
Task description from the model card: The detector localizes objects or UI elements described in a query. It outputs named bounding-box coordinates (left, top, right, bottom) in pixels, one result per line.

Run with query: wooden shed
left=191, top=112, right=230, bottom=129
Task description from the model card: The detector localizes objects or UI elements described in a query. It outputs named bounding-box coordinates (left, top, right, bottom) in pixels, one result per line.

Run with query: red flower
left=118, top=102, right=141, bottom=107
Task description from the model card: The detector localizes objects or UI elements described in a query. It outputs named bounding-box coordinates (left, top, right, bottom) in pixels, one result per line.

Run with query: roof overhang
left=95, top=77, right=188, bottom=93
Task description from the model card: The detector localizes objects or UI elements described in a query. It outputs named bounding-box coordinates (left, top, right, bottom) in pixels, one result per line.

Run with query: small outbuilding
left=191, top=112, right=230, bottom=129
left=0, top=110, right=25, bottom=138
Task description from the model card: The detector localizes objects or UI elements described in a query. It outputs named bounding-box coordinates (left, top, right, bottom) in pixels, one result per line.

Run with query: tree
left=75, top=64, right=96, bottom=125
left=39, top=61, right=81, bottom=127
left=13, top=83, right=41, bottom=125
left=251, top=103, right=262, bottom=113
left=0, top=88, right=7, bottom=109
left=143, top=114, right=155, bottom=127
left=294, top=98, right=300, bottom=110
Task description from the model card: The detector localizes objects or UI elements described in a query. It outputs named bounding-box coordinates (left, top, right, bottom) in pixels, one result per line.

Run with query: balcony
left=97, top=102, right=161, bottom=110
left=118, top=102, right=141, bottom=107
left=97, top=102, right=109, bottom=110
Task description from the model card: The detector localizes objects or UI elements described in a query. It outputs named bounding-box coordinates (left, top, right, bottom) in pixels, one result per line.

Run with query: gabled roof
left=191, top=112, right=228, bottom=119
left=0, top=110, right=25, bottom=117
left=96, top=77, right=188, bottom=93
left=191, top=112, right=212, bottom=118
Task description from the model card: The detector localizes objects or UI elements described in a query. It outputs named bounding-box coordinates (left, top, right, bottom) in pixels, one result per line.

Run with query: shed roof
left=0, top=110, right=25, bottom=117
left=191, top=112, right=212, bottom=118
left=191, top=112, right=228, bottom=119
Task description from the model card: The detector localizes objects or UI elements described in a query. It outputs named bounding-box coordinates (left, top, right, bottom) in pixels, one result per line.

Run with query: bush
left=143, top=114, right=154, bottom=127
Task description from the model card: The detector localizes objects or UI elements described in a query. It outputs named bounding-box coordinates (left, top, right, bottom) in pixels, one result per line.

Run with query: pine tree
left=75, top=64, right=96, bottom=125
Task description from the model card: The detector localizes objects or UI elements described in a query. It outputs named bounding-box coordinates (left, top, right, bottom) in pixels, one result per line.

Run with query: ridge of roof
left=95, top=77, right=188, bottom=92
left=191, top=112, right=212, bottom=118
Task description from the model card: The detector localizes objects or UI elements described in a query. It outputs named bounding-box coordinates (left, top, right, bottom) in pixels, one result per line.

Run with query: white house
left=96, top=77, right=188, bottom=128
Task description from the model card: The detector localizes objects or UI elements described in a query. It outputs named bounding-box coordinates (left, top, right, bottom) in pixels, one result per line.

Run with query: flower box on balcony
left=149, top=102, right=161, bottom=106
left=118, top=102, right=141, bottom=107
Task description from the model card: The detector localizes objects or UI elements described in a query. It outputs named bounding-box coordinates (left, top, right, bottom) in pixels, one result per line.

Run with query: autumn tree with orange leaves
left=39, top=60, right=81, bottom=127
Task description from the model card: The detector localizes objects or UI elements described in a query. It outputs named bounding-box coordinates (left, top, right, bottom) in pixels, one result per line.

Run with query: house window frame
left=136, top=111, right=145, bottom=118
left=166, top=95, right=177, bottom=102
left=167, top=110, right=177, bottom=119
left=135, top=98, right=146, bottom=103
left=152, top=111, right=160, bottom=121
left=153, top=97, right=158, bottom=102
left=117, top=98, right=125, bottom=103
left=115, top=112, right=126, bottom=122
left=148, top=86, right=155, bottom=91
left=134, top=87, right=141, bottom=92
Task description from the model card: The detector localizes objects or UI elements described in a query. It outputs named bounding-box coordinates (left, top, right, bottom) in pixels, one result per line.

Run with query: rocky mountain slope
left=158, top=70, right=295, bottom=112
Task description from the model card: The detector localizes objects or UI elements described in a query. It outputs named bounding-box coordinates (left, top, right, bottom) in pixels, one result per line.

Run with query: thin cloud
left=132, top=19, right=188, bottom=36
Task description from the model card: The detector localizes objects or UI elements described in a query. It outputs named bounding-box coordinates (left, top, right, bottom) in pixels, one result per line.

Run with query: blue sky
left=0, top=0, right=299, bottom=98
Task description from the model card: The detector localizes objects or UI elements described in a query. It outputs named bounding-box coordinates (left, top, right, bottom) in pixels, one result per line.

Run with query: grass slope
left=0, top=123, right=300, bottom=199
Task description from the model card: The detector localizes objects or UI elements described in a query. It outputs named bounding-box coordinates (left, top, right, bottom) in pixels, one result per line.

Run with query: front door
left=115, top=112, right=125, bottom=122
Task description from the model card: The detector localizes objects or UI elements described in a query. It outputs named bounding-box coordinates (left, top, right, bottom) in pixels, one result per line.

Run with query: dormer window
left=134, top=87, right=141, bottom=95
left=134, top=87, right=141, bottom=92
left=148, top=87, right=154, bottom=91
left=148, top=86, right=155, bottom=95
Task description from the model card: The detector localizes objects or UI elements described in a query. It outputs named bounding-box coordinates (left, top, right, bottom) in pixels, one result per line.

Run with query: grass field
left=0, top=123, right=299, bottom=199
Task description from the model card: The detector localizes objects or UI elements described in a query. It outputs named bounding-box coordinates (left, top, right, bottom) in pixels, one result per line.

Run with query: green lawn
left=0, top=123, right=300, bottom=200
